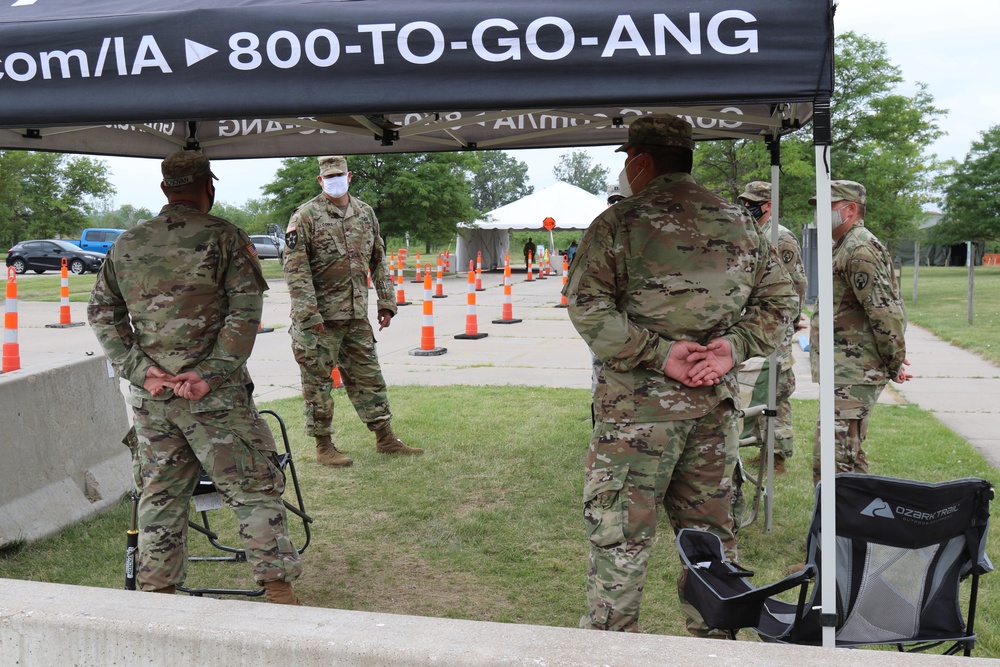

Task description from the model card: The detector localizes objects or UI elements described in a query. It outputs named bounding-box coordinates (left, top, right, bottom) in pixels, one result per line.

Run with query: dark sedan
left=6, top=239, right=105, bottom=275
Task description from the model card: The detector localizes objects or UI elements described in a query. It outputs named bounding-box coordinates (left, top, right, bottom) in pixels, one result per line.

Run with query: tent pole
left=764, top=139, right=781, bottom=532
left=812, top=98, right=837, bottom=650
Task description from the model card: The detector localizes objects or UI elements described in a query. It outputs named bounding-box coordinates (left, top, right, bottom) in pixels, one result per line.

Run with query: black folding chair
left=678, top=474, right=994, bottom=656
left=126, top=409, right=312, bottom=598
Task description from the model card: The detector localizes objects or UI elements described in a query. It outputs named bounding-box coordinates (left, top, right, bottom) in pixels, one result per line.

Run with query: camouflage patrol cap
left=161, top=151, right=217, bottom=187
left=616, top=113, right=695, bottom=153
left=738, top=181, right=771, bottom=204
left=809, top=180, right=866, bottom=206
left=318, top=155, right=348, bottom=177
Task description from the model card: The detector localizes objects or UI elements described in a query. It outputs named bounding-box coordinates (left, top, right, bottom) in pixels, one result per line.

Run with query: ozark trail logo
left=854, top=272, right=870, bottom=291
left=860, top=498, right=894, bottom=519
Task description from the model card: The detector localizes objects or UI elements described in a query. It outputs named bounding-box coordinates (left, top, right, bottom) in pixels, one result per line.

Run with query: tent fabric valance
left=0, top=0, right=833, bottom=158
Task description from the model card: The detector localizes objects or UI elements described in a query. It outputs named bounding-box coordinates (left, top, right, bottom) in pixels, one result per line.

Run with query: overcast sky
left=100, top=0, right=1000, bottom=213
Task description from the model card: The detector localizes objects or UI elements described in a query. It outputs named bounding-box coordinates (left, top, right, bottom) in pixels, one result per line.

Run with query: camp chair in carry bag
left=732, top=355, right=782, bottom=532
left=126, top=409, right=313, bottom=598
left=678, top=474, right=994, bottom=656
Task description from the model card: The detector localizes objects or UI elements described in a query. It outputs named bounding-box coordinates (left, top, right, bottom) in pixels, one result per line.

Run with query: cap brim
left=614, top=141, right=632, bottom=153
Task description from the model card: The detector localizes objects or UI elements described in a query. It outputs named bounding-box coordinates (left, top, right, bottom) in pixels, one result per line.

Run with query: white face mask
left=322, top=175, right=349, bottom=198
left=617, top=154, right=643, bottom=197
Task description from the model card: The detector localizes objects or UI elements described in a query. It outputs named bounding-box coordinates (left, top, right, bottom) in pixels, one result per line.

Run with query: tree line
left=2, top=31, right=995, bottom=254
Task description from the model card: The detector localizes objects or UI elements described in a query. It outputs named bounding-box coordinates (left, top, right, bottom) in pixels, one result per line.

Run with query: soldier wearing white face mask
left=283, top=156, right=423, bottom=467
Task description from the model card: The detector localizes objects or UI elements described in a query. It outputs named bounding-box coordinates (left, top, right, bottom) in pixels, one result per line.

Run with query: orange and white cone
left=454, top=261, right=488, bottom=340
left=526, top=251, right=534, bottom=281
left=556, top=255, right=570, bottom=308
left=45, top=258, right=85, bottom=329
left=2, top=267, right=20, bottom=373
left=492, top=263, right=522, bottom=324
left=331, top=366, right=344, bottom=389
left=410, top=273, right=447, bottom=356
left=536, top=250, right=547, bottom=280
left=396, top=254, right=411, bottom=306
left=412, top=252, right=423, bottom=283
left=433, top=254, right=447, bottom=298
left=475, top=251, right=485, bottom=291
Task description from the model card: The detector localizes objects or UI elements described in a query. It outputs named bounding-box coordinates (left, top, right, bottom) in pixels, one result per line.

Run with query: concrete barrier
left=0, top=355, right=130, bottom=548
left=0, top=579, right=992, bottom=667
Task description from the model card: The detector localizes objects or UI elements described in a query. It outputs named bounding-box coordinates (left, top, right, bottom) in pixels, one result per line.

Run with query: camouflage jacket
left=282, top=193, right=395, bottom=334
left=87, top=203, right=266, bottom=400
left=565, top=173, right=798, bottom=423
left=758, top=219, right=807, bottom=366
left=809, top=220, right=906, bottom=385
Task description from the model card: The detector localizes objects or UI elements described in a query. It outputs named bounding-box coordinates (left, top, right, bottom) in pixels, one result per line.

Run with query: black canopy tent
left=0, top=0, right=849, bottom=648
left=0, top=0, right=830, bottom=157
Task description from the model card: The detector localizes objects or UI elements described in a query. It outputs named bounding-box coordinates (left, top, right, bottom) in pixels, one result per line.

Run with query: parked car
left=66, top=228, right=124, bottom=254
left=249, top=234, right=285, bottom=260
left=6, top=239, right=105, bottom=275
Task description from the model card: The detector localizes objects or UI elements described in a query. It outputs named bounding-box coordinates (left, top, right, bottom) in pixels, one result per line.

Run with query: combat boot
left=149, top=585, right=176, bottom=595
left=374, top=423, right=423, bottom=455
left=263, top=580, right=304, bottom=605
left=315, top=435, right=353, bottom=467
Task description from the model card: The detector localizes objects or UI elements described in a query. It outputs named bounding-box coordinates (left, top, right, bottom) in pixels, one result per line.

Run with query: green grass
left=2, top=387, right=998, bottom=656
left=899, top=265, right=1000, bottom=365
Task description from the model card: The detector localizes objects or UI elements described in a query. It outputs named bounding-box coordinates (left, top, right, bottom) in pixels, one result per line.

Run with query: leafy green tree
left=263, top=153, right=479, bottom=252
left=935, top=124, right=1000, bottom=246
left=693, top=140, right=770, bottom=202
left=262, top=157, right=318, bottom=228
left=0, top=151, right=113, bottom=247
left=470, top=151, right=533, bottom=213
left=552, top=150, right=610, bottom=196
left=693, top=32, right=946, bottom=245
left=211, top=198, right=272, bottom=234
left=89, top=203, right=154, bottom=229
left=786, top=32, right=945, bottom=243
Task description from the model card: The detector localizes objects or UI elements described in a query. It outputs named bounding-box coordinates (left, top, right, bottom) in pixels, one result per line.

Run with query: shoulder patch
left=853, top=271, right=870, bottom=292
left=286, top=230, right=298, bottom=250
left=246, top=243, right=258, bottom=258
left=781, top=249, right=794, bottom=265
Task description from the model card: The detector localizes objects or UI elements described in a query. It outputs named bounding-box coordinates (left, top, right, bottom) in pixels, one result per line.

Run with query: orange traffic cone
left=409, top=273, right=447, bottom=356
left=331, top=366, right=344, bottom=389
left=2, top=267, right=21, bottom=373
left=526, top=251, right=534, bottom=281
left=556, top=255, right=570, bottom=308
left=475, top=251, right=485, bottom=291
left=412, top=252, right=423, bottom=283
left=492, top=263, right=522, bottom=324
left=455, top=261, right=488, bottom=340
left=433, top=254, right=447, bottom=299
left=396, top=254, right=411, bottom=306
left=45, top=258, right=85, bottom=329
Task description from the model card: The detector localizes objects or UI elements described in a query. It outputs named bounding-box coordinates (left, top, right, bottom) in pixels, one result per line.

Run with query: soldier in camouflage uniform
left=284, top=156, right=421, bottom=468
left=564, top=114, right=797, bottom=635
left=88, top=151, right=303, bottom=604
left=808, top=180, right=910, bottom=484
left=736, top=181, right=808, bottom=471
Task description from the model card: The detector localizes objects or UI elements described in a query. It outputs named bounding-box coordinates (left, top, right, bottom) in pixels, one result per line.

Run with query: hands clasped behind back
left=663, top=338, right=734, bottom=388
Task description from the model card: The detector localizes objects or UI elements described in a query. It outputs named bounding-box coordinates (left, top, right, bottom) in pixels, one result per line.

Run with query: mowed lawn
left=2, top=385, right=999, bottom=656
left=3, top=263, right=1000, bottom=655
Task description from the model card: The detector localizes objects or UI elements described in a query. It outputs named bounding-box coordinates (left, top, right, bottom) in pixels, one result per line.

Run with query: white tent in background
left=456, top=182, right=607, bottom=271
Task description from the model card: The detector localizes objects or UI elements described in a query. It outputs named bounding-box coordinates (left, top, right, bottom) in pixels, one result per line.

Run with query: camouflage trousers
left=738, top=357, right=796, bottom=458
left=291, top=319, right=391, bottom=437
left=126, top=385, right=302, bottom=590
left=812, top=384, right=884, bottom=484
left=581, top=404, right=739, bottom=635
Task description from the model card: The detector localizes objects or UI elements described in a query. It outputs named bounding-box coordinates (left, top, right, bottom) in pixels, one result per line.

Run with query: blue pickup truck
left=67, top=228, right=124, bottom=254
